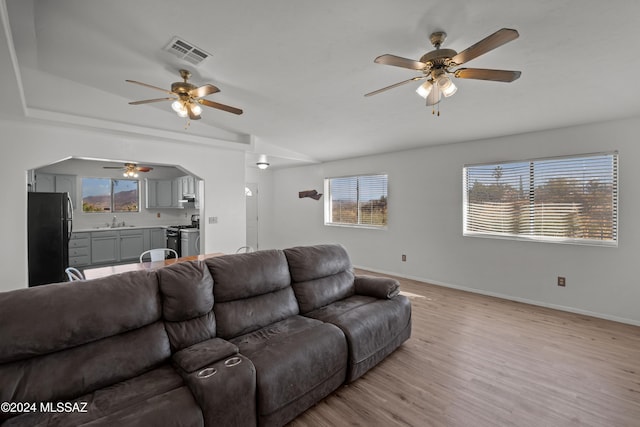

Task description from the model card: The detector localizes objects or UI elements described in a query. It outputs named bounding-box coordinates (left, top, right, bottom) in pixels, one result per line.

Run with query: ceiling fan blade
left=103, top=166, right=124, bottom=169
left=451, top=28, right=519, bottom=66
left=190, top=84, right=220, bottom=98
left=129, top=97, right=175, bottom=105
left=374, top=54, right=428, bottom=71
left=186, top=103, right=201, bottom=120
left=125, top=80, right=174, bottom=95
left=454, top=68, right=521, bottom=82
left=364, top=76, right=424, bottom=97
left=198, top=99, right=243, bottom=115
left=136, top=166, right=153, bottom=172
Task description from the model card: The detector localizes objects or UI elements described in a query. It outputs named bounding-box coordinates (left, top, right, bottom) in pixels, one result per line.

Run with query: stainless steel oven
left=166, top=225, right=198, bottom=257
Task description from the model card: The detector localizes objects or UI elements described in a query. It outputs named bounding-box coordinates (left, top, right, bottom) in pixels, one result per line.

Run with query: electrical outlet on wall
left=557, top=276, right=566, bottom=287
left=401, top=254, right=407, bottom=262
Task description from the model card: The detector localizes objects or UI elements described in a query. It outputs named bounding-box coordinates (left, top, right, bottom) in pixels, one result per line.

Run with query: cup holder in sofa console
left=224, top=356, right=242, bottom=367
left=196, top=367, right=217, bottom=379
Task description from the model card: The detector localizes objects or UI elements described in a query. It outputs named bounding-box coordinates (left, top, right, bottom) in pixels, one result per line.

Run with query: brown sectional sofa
left=0, top=244, right=411, bottom=426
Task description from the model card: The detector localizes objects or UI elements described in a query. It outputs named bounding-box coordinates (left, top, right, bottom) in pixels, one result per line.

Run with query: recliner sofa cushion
left=158, top=261, right=214, bottom=322
left=284, top=244, right=356, bottom=313
left=157, top=261, right=217, bottom=351
left=284, top=244, right=353, bottom=282
left=2, top=365, right=201, bottom=427
left=0, top=322, right=172, bottom=415
left=305, top=295, right=412, bottom=381
left=285, top=244, right=412, bottom=383
left=0, top=271, right=172, bottom=424
left=230, top=315, right=347, bottom=427
left=206, top=250, right=299, bottom=339
left=0, top=270, right=161, bottom=363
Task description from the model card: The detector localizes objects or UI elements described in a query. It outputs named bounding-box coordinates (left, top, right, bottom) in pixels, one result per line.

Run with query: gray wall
left=257, top=116, right=640, bottom=325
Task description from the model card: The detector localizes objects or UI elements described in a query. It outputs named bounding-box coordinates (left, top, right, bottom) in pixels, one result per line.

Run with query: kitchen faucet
left=112, top=216, right=117, bottom=228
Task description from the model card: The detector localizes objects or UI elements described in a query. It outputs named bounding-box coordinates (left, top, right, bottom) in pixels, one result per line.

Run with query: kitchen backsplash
left=73, top=207, right=199, bottom=230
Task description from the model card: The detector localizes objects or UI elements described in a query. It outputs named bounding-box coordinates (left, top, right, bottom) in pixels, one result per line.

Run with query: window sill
left=463, top=231, right=617, bottom=248
left=325, top=223, right=387, bottom=231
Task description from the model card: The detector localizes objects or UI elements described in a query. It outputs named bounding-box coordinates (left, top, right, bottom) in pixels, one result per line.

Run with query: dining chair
left=65, top=267, right=85, bottom=281
left=235, top=246, right=255, bottom=254
left=139, top=248, right=179, bottom=263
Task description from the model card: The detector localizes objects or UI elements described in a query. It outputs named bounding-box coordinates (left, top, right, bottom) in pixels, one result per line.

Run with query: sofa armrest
left=354, top=275, right=400, bottom=299
left=172, top=337, right=238, bottom=373
left=180, top=354, right=257, bottom=427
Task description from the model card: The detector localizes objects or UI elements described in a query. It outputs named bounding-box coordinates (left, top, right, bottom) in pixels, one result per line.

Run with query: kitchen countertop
left=73, top=225, right=171, bottom=233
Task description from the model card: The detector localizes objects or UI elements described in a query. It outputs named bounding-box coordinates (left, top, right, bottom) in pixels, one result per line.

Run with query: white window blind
left=326, top=174, right=388, bottom=227
left=463, top=153, right=618, bottom=246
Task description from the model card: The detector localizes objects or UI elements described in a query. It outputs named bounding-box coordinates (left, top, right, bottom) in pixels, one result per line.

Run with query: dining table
left=82, top=252, right=224, bottom=280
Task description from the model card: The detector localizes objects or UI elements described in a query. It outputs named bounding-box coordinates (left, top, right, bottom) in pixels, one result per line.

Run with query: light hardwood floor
left=288, top=270, right=640, bottom=427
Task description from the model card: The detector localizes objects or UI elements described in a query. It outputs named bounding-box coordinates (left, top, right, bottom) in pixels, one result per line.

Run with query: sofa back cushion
left=205, top=250, right=298, bottom=339
left=157, top=261, right=217, bottom=351
left=0, top=270, right=170, bottom=421
left=284, top=244, right=355, bottom=314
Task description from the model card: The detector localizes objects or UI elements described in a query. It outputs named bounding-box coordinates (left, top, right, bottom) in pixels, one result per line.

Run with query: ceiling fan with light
left=126, top=69, right=243, bottom=120
left=103, top=163, right=153, bottom=178
left=365, top=28, right=521, bottom=110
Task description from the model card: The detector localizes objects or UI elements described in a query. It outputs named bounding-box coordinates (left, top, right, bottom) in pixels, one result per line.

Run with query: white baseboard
left=353, top=265, right=640, bottom=327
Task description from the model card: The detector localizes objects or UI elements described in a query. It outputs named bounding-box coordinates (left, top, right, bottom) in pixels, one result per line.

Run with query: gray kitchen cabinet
left=35, top=173, right=55, bottom=192
left=150, top=228, right=166, bottom=249
left=145, top=179, right=174, bottom=208
left=157, top=180, right=173, bottom=207
left=87, top=228, right=167, bottom=266
left=145, top=179, right=157, bottom=208
left=180, top=175, right=196, bottom=195
left=174, top=175, right=199, bottom=208
left=36, top=173, right=77, bottom=208
left=171, top=178, right=184, bottom=207
left=119, top=229, right=145, bottom=261
left=69, top=232, right=91, bottom=267
left=90, top=231, right=119, bottom=264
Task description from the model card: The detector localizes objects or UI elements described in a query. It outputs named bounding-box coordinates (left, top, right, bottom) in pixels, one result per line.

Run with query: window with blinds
left=325, top=174, right=388, bottom=227
left=463, top=153, right=618, bottom=246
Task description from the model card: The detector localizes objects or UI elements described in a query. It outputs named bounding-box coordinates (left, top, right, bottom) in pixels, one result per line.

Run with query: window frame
left=81, top=177, right=140, bottom=213
left=324, top=173, right=388, bottom=229
left=463, top=152, right=618, bottom=247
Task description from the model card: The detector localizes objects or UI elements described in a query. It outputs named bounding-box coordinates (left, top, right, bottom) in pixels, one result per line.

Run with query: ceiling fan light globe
left=436, top=73, right=457, bottom=97
left=191, top=104, right=202, bottom=116
left=177, top=109, right=188, bottom=118
left=256, top=162, right=270, bottom=170
left=171, top=100, right=184, bottom=113
left=416, top=81, right=433, bottom=99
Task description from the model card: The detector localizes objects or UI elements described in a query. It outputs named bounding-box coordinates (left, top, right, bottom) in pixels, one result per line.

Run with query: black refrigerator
left=28, top=192, right=73, bottom=286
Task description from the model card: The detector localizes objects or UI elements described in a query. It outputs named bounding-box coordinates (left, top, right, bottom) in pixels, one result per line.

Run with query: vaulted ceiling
left=2, top=0, right=640, bottom=168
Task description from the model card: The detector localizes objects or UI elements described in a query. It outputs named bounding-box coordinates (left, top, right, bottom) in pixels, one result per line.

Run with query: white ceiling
left=3, top=0, right=640, bottom=169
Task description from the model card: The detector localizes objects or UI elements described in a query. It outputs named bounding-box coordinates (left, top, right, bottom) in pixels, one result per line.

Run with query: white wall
left=1, top=117, right=246, bottom=291
left=264, top=116, right=640, bottom=325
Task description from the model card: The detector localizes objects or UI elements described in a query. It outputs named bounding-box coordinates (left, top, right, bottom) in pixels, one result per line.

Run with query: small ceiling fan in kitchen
left=103, top=163, right=153, bottom=178
left=365, top=28, right=521, bottom=112
left=126, top=69, right=243, bottom=119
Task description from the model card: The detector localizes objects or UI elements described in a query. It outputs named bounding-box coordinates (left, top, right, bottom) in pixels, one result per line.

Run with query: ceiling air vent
left=164, top=37, right=211, bottom=66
